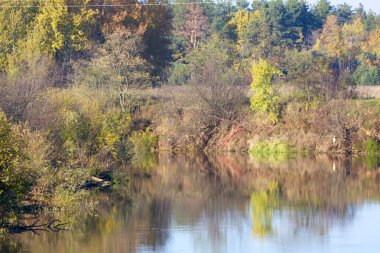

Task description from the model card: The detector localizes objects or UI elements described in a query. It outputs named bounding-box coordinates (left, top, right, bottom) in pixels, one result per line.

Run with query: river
left=1, top=153, right=380, bottom=253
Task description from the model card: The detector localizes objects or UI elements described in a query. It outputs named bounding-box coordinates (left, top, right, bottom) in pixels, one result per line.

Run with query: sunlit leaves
left=250, top=59, right=282, bottom=123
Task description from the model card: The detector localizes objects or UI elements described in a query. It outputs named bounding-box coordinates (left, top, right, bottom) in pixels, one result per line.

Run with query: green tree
left=283, top=0, right=311, bottom=46
left=362, top=10, right=379, bottom=31
left=284, top=49, right=334, bottom=101
left=201, top=0, right=236, bottom=36
left=240, top=10, right=271, bottom=60
left=266, top=0, right=286, bottom=46
left=250, top=59, right=282, bottom=123
left=335, top=3, right=353, bottom=25
left=312, top=0, right=333, bottom=28
left=76, top=27, right=152, bottom=112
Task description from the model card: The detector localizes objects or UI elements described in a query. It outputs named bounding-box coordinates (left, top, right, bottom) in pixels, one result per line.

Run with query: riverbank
left=136, top=87, right=380, bottom=156
left=1, top=86, right=380, bottom=231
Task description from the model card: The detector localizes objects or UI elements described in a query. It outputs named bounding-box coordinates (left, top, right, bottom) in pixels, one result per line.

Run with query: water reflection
left=1, top=153, right=380, bottom=253
left=250, top=181, right=280, bottom=237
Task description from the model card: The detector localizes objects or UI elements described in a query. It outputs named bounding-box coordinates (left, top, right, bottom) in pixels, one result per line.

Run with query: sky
left=307, top=0, right=380, bottom=13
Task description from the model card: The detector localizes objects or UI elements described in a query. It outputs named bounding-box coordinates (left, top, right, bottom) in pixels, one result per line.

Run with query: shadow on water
left=1, top=152, right=380, bottom=253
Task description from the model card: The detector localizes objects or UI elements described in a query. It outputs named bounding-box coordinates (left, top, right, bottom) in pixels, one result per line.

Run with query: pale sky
left=307, top=0, right=379, bottom=13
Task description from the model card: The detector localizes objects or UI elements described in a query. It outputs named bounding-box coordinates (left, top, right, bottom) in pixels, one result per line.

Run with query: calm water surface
left=1, top=153, right=380, bottom=253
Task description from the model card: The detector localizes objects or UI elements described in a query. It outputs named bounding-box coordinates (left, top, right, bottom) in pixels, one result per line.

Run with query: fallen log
left=81, top=176, right=112, bottom=189
left=0, top=220, right=68, bottom=235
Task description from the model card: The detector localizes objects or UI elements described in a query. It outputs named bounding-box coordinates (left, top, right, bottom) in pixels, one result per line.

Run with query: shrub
left=0, top=112, right=50, bottom=218
left=0, top=111, right=18, bottom=174
left=0, top=111, right=23, bottom=205
left=353, top=65, right=380, bottom=86
left=98, top=110, right=132, bottom=161
left=130, top=128, right=158, bottom=154
left=186, top=37, right=247, bottom=123
left=45, top=86, right=111, bottom=164
left=249, top=139, right=294, bottom=155
left=168, top=62, right=190, bottom=85
left=364, top=138, right=380, bottom=155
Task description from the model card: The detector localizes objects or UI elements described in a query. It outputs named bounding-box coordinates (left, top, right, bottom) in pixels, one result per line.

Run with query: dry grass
left=355, top=86, right=380, bottom=99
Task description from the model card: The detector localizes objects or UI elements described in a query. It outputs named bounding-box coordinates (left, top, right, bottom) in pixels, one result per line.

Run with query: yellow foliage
left=363, top=28, right=380, bottom=66
left=228, top=9, right=251, bottom=47
left=33, top=0, right=97, bottom=56
left=250, top=59, right=283, bottom=123
left=250, top=181, right=280, bottom=237
left=342, top=17, right=365, bottom=57
left=314, top=15, right=344, bottom=57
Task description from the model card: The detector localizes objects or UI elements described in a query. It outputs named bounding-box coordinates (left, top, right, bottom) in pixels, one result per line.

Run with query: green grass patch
left=130, top=127, right=158, bottom=154
left=250, top=140, right=294, bottom=154
left=354, top=98, right=380, bottom=112
left=249, top=139, right=311, bottom=161
left=362, top=138, right=380, bottom=170
left=364, top=138, right=380, bottom=155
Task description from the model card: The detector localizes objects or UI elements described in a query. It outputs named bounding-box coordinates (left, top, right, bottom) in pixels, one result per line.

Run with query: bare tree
left=190, top=57, right=248, bottom=125
left=0, top=56, right=62, bottom=123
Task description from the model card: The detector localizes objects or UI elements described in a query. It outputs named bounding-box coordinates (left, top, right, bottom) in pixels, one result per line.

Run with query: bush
left=353, top=65, right=380, bottom=86
left=98, top=110, right=132, bottom=161
left=364, top=138, right=380, bottom=155
left=45, top=86, right=112, bottom=165
left=249, top=139, right=294, bottom=155
left=168, top=62, right=191, bottom=85
left=0, top=111, right=50, bottom=218
left=130, top=128, right=158, bottom=154
left=186, top=37, right=247, bottom=123
left=0, top=111, right=23, bottom=205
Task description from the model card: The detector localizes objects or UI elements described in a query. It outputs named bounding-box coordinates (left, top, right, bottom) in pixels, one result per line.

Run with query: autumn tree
left=341, top=17, right=365, bottom=65
left=363, top=28, right=380, bottom=66
left=137, top=1, right=172, bottom=74
left=0, top=0, right=38, bottom=70
left=314, top=15, right=344, bottom=58
left=250, top=59, right=282, bottom=123
left=92, top=0, right=172, bottom=74
left=177, top=3, right=209, bottom=49
left=228, top=8, right=251, bottom=50
left=354, top=26, right=380, bottom=85
left=31, top=0, right=97, bottom=60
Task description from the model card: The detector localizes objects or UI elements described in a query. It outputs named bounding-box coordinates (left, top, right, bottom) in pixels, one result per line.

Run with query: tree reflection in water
left=250, top=181, right=280, bottom=237
left=1, top=153, right=380, bottom=253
